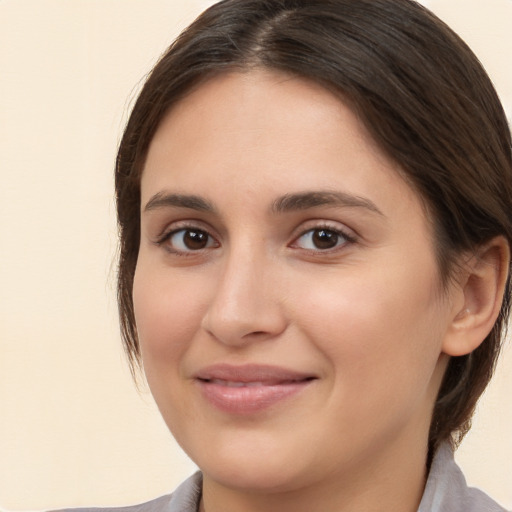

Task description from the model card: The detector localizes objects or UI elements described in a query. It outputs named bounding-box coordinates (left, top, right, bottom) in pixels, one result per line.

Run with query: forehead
left=142, top=70, right=431, bottom=231
left=144, top=71, right=396, bottom=186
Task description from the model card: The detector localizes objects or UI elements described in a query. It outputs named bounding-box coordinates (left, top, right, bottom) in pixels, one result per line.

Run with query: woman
left=111, top=0, right=512, bottom=511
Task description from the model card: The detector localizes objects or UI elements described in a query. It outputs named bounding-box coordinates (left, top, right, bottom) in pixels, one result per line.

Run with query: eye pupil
left=184, top=230, right=209, bottom=250
left=312, top=229, right=338, bottom=249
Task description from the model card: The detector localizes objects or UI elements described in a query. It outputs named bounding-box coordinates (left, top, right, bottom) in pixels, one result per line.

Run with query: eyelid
left=154, top=218, right=216, bottom=241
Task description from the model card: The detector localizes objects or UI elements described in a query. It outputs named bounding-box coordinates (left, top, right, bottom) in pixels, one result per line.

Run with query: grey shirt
left=58, top=444, right=508, bottom=512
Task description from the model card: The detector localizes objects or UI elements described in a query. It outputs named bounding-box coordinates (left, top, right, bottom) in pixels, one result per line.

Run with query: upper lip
left=194, top=363, right=316, bottom=384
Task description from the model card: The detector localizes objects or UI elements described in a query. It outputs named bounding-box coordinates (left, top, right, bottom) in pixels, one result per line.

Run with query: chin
left=181, top=430, right=315, bottom=493
left=204, top=459, right=311, bottom=494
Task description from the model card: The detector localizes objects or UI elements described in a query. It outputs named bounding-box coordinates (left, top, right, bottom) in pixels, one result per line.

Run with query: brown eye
left=312, top=229, right=339, bottom=249
left=168, top=228, right=216, bottom=252
left=294, top=228, right=348, bottom=250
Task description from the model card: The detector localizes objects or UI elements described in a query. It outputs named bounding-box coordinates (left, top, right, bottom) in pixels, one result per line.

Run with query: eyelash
left=155, top=225, right=218, bottom=256
left=154, top=222, right=356, bottom=256
left=292, top=223, right=357, bottom=252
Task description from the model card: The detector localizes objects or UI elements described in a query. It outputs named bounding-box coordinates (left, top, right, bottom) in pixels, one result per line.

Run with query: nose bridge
left=201, top=237, right=286, bottom=344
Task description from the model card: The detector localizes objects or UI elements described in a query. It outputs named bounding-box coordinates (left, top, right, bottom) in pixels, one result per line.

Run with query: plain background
left=1, top=0, right=511, bottom=509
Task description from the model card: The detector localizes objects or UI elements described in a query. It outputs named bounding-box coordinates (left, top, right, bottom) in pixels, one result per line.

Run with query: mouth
left=194, top=364, right=317, bottom=414
left=205, top=378, right=312, bottom=387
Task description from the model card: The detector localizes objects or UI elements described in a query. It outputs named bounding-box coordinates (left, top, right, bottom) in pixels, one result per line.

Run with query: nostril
left=201, top=294, right=288, bottom=346
left=241, top=330, right=277, bottom=341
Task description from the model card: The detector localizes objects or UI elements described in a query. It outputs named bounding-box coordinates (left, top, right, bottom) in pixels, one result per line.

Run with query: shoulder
left=49, top=472, right=202, bottom=512
left=54, top=494, right=173, bottom=512
left=418, top=444, right=508, bottom=512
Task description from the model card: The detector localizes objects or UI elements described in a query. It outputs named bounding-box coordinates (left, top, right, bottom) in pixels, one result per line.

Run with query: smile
left=195, top=364, right=317, bottom=414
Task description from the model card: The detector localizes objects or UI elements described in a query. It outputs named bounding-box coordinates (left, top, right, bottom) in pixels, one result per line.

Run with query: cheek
left=293, top=262, right=446, bottom=398
left=132, top=266, right=207, bottom=366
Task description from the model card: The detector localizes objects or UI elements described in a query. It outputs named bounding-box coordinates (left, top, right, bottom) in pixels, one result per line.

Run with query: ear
left=442, top=236, right=510, bottom=357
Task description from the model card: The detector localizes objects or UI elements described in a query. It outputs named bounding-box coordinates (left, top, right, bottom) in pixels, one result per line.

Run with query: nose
left=200, top=247, right=287, bottom=346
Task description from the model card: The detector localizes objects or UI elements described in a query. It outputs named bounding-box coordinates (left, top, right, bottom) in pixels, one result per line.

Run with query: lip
left=194, top=364, right=317, bottom=414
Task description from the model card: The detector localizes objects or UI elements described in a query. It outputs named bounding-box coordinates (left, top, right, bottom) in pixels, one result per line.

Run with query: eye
left=164, top=228, right=217, bottom=252
left=293, top=227, right=350, bottom=251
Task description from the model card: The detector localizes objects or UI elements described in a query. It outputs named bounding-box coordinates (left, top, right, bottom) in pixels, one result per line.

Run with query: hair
left=115, top=0, right=512, bottom=456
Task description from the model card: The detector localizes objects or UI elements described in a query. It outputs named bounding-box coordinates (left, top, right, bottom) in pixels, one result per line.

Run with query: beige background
left=1, top=0, right=511, bottom=510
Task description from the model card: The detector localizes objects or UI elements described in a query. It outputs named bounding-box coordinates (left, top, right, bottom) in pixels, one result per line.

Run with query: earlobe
left=443, top=236, right=510, bottom=357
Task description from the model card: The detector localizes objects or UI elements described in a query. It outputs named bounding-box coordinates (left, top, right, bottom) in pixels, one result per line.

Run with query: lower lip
left=197, top=380, right=313, bottom=414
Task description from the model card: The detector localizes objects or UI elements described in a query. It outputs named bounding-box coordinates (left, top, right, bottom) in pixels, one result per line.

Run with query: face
left=134, top=70, right=457, bottom=495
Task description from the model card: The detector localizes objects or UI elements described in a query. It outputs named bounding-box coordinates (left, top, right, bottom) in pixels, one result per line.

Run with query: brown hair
left=115, top=0, right=512, bottom=455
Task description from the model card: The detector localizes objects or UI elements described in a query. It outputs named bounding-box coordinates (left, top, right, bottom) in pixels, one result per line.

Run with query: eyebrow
left=271, top=191, right=384, bottom=216
left=143, top=190, right=384, bottom=217
left=143, top=192, right=216, bottom=213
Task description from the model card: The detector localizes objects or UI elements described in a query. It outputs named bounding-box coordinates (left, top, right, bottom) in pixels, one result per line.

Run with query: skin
left=133, top=70, right=474, bottom=512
